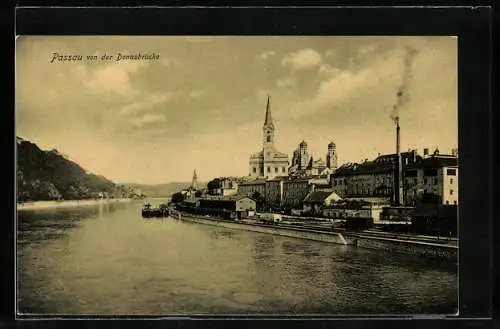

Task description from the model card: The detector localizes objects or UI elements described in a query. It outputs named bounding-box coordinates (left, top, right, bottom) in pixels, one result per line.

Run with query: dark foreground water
left=17, top=200, right=458, bottom=315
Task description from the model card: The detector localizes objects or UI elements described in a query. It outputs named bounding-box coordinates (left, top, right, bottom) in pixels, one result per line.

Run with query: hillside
left=124, top=182, right=207, bottom=198
left=16, top=137, right=142, bottom=202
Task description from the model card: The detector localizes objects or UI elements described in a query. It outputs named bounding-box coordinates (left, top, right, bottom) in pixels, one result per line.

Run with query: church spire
left=191, top=170, right=198, bottom=190
left=264, top=94, right=273, bottom=127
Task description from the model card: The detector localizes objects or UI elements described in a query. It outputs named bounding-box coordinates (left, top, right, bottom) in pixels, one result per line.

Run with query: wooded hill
left=16, top=137, right=142, bottom=202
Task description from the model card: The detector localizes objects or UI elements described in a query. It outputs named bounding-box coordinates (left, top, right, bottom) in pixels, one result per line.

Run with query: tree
left=252, top=191, right=266, bottom=211
left=171, top=192, right=185, bottom=203
left=207, top=178, right=221, bottom=191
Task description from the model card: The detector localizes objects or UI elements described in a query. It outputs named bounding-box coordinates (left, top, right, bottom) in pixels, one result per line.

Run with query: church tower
left=191, top=170, right=198, bottom=190
left=249, top=95, right=289, bottom=179
left=262, top=95, right=275, bottom=156
left=299, top=140, right=309, bottom=169
left=326, top=142, right=338, bottom=169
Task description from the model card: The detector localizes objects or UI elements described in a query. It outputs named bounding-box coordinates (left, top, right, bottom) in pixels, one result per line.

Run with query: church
left=288, top=140, right=338, bottom=177
left=248, top=96, right=289, bottom=179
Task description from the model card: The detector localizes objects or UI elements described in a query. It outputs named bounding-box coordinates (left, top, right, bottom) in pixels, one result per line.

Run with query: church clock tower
left=248, top=95, right=289, bottom=179
left=263, top=95, right=275, bottom=153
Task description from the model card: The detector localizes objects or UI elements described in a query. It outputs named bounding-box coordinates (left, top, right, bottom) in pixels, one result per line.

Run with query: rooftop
left=303, top=191, right=340, bottom=203
left=238, top=179, right=267, bottom=186
left=332, top=152, right=458, bottom=177
left=201, top=193, right=255, bottom=202
left=406, top=155, right=458, bottom=169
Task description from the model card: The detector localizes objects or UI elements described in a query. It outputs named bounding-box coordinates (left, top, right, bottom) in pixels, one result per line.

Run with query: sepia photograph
left=16, top=36, right=458, bottom=316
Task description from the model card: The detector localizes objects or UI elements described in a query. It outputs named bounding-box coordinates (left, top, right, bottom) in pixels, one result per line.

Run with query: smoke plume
left=390, top=46, right=419, bottom=123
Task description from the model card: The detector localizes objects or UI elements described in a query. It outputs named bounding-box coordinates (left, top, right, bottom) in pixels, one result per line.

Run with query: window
left=454, top=200, right=457, bottom=205
left=282, top=167, right=285, bottom=173
left=275, top=167, right=278, bottom=173
left=424, top=169, right=438, bottom=176
left=433, top=178, right=438, bottom=185
left=447, top=169, right=457, bottom=176
left=450, top=178, right=454, bottom=184
left=424, top=178, right=427, bottom=184
left=267, top=167, right=270, bottom=173
left=266, top=136, right=271, bottom=142
left=414, top=178, right=417, bottom=184
left=253, top=167, right=256, bottom=173
left=445, top=201, right=449, bottom=205
left=450, top=189, right=454, bottom=195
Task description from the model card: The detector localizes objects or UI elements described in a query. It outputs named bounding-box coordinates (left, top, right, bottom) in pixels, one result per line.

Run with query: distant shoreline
left=16, top=198, right=133, bottom=211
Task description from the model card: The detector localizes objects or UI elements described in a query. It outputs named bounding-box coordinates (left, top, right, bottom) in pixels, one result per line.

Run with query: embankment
left=16, top=198, right=132, bottom=211
left=178, top=213, right=354, bottom=246
left=176, top=212, right=457, bottom=261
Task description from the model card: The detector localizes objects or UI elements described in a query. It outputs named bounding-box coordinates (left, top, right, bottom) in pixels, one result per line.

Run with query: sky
left=16, top=36, right=457, bottom=184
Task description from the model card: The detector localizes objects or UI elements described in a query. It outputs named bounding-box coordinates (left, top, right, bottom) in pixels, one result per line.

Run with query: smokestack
left=395, top=118, right=403, bottom=206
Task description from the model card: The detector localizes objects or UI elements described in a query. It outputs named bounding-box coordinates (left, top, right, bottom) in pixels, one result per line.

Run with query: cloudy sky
left=16, top=36, right=457, bottom=184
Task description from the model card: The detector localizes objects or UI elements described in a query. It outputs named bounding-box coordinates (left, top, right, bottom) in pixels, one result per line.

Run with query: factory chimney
left=395, top=118, right=404, bottom=206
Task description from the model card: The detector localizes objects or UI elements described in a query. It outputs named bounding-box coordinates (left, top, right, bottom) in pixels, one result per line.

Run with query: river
left=17, top=199, right=458, bottom=316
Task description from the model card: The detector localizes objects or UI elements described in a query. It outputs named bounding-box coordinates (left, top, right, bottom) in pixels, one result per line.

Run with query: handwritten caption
left=50, top=52, right=160, bottom=63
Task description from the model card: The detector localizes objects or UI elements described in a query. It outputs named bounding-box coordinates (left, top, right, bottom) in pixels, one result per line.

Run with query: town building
left=213, top=177, right=239, bottom=196
left=403, top=149, right=458, bottom=205
left=282, top=178, right=314, bottom=211
left=330, top=150, right=422, bottom=201
left=237, top=179, right=266, bottom=198
left=302, top=190, right=341, bottom=216
left=248, top=96, right=289, bottom=179
left=265, top=177, right=286, bottom=211
left=180, top=194, right=257, bottom=219
left=322, top=200, right=388, bottom=223
left=330, top=148, right=458, bottom=206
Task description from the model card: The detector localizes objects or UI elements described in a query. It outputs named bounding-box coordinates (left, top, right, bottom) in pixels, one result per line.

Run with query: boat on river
left=141, top=203, right=170, bottom=218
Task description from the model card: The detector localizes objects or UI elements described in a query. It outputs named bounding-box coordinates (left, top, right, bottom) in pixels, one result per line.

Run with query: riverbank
left=16, top=198, right=132, bottom=211
left=174, top=211, right=457, bottom=262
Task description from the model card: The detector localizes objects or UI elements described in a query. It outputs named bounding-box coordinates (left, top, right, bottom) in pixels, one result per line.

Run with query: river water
left=17, top=200, right=458, bottom=316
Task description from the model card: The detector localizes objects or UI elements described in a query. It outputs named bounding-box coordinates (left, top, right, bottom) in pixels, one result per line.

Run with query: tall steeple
left=191, top=170, right=198, bottom=190
left=263, top=95, right=275, bottom=149
left=264, top=95, right=274, bottom=128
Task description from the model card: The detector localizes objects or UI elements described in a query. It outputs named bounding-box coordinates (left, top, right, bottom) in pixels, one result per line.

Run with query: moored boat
left=142, top=203, right=170, bottom=218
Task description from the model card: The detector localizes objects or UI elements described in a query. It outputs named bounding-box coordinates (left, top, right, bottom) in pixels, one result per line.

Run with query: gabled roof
left=303, top=191, right=340, bottom=203
left=283, top=177, right=311, bottom=183
left=332, top=161, right=395, bottom=177
left=250, top=151, right=264, bottom=159
left=272, top=151, right=289, bottom=158
left=406, top=156, right=458, bottom=169
left=239, top=179, right=267, bottom=186
left=266, top=176, right=288, bottom=182
left=223, top=193, right=256, bottom=201
left=201, top=193, right=256, bottom=202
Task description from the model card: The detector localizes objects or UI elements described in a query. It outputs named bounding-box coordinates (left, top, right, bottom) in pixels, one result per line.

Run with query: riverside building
left=330, top=148, right=458, bottom=206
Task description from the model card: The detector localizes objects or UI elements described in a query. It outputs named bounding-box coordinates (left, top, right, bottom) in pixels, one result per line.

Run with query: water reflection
left=17, top=201, right=457, bottom=315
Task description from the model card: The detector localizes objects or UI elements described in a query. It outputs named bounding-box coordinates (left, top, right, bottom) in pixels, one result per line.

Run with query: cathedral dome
left=328, top=141, right=336, bottom=148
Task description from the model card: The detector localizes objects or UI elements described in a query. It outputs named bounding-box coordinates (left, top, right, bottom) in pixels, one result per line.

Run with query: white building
left=249, top=96, right=289, bottom=179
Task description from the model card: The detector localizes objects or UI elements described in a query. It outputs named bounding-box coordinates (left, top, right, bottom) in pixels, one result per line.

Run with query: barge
left=142, top=203, right=170, bottom=218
